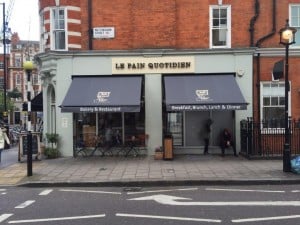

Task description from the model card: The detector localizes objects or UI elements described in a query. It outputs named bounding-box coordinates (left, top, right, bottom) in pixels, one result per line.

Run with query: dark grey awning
left=164, top=75, right=248, bottom=111
left=61, top=76, right=142, bottom=113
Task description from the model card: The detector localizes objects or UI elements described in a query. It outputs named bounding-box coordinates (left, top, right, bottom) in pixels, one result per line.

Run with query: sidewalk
left=0, top=152, right=299, bottom=187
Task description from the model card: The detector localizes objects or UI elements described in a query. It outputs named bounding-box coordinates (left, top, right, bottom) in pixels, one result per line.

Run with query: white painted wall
left=145, top=74, right=163, bottom=155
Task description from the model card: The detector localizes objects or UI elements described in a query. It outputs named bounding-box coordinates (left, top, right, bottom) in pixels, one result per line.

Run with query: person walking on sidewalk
left=203, top=118, right=213, bottom=154
left=0, top=126, right=10, bottom=162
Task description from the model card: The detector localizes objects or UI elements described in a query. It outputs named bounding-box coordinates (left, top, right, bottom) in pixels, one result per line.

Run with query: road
left=1, top=185, right=300, bottom=224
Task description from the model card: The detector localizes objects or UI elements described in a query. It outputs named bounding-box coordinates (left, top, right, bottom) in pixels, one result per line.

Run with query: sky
left=2, top=0, right=39, bottom=41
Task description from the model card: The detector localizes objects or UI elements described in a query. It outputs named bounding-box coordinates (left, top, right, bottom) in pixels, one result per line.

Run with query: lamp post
left=23, top=60, right=34, bottom=176
left=279, top=19, right=297, bottom=172
left=1, top=2, right=9, bottom=149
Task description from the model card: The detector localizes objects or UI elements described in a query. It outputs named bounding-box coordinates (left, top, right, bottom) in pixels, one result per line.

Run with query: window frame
left=14, top=56, right=21, bottom=68
left=32, top=74, right=40, bottom=85
left=260, top=81, right=291, bottom=131
left=15, top=73, right=21, bottom=85
left=209, top=5, right=231, bottom=48
left=50, top=7, right=67, bottom=51
left=289, top=4, right=300, bottom=48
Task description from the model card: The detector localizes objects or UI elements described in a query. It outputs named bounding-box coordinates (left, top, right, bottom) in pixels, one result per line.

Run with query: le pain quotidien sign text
left=112, top=56, right=195, bottom=74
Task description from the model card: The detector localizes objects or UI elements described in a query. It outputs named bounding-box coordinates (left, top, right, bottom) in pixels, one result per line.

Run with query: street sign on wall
left=93, top=27, right=115, bottom=39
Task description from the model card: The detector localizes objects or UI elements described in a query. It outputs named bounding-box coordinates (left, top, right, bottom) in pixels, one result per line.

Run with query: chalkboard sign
left=22, top=135, right=39, bottom=155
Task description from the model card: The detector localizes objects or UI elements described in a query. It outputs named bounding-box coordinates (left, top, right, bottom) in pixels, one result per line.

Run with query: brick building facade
left=36, top=0, right=300, bottom=157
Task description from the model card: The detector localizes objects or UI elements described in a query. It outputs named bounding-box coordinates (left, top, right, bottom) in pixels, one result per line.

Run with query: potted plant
left=154, top=146, right=163, bottom=160
left=44, top=133, right=59, bottom=159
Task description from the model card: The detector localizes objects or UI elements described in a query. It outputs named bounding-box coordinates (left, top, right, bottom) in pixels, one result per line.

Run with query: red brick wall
left=39, top=0, right=259, bottom=50
left=37, top=0, right=300, bottom=49
left=253, top=56, right=300, bottom=121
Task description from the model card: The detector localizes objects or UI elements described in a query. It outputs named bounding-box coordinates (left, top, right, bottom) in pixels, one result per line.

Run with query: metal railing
left=240, top=118, right=300, bottom=158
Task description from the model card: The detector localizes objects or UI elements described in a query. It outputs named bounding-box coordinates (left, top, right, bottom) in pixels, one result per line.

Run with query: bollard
left=27, top=131, right=32, bottom=176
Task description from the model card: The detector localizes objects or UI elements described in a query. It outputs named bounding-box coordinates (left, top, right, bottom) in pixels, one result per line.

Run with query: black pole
left=283, top=44, right=291, bottom=172
left=26, top=67, right=33, bottom=176
left=27, top=131, right=32, bottom=176
left=2, top=3, right=5, bottom=113
left=2, top=3, right=9, bottom=149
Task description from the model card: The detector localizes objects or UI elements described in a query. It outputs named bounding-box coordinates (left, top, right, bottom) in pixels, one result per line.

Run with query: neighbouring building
left=35, top=0, right=300, bottom=157
left=8, top=33, right=41, bottom=128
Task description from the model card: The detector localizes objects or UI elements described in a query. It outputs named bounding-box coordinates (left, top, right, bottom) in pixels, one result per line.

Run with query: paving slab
left=0, top=153, right=299, bottom=187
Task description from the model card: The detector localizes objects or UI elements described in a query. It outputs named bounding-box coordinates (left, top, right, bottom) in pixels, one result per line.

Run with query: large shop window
left=74, top=111, right=145, bottom=148
left=261, top=82, right=289, bottom=128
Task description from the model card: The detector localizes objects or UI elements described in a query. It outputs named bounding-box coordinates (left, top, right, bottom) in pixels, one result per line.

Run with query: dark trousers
left=221, top=141, right=237, bottom=156
left=204, top=138, right=209, bottom=153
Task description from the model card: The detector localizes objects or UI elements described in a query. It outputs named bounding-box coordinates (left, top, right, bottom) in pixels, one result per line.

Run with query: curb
left=17, top=179, right=300, bottom=188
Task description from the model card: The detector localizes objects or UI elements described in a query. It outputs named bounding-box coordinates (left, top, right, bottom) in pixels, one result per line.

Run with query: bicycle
left=74, top=140, right=88, bottom=157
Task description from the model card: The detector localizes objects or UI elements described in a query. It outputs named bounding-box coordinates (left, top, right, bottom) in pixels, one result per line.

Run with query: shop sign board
left=112, top=56, right=195, bottom=74
left=21, top=134, right=39, bottom=155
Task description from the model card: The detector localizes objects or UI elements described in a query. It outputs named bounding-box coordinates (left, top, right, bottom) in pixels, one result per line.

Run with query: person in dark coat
left=203, top=118, right=213, bottom=154
left=220, top=128, right=237, bottom=157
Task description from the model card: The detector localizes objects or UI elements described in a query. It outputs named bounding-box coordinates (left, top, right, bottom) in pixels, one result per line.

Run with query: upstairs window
left=32, top=74, right=39, bottom=85
left=209, top=5, right=231, bottom=48
left=51, top=8, right=67, bottom=50
left=290, top=4, right=300, bottom=47
left=15, top=56, right=21, bottom=67
left=15, top=73, right=21, bottom=85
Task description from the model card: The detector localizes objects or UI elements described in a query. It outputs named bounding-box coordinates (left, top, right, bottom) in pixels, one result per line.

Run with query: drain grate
left=123, top=187, right=142, bottom=192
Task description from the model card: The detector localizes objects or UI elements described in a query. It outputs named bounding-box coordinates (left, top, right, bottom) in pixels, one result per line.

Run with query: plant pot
left=40, top=143, right=45, bottom=155
left=44, top=147, right=59, bottom=159
left=154, top=151, right=163, bottom=160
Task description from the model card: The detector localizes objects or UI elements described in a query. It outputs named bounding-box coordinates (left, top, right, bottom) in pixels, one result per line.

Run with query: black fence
left=240, top=118, right=300, bottom=158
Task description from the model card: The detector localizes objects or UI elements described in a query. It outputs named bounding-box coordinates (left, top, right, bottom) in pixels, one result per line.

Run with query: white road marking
left=206, top=188, right=285, bottom=193
left=0, top=214, right=13, bottom=223
left=0, top=189, right=6, bottom=192
left=1, top=192, right=6, bottom=195
left=232, top=215, right=300, bottom=223
left=116, top=213, right=221, bottom=223
left=39, top=189, right=53, bottom=196
left=8, top=214, right=106, bottom=224
left=15, top=200, right=35, bottom=209
left=129, top=194, right=300, bottom=206
left=292, top=190, right=300, bottom=193
left=60, top=189, right=121, bottom=195
left=127, top=187, right=198, bottom=195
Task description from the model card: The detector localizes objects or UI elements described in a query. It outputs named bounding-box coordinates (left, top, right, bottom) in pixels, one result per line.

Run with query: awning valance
left=61, top=76, right=142, bottom=113
left=164, top=75, right=248, bottom=111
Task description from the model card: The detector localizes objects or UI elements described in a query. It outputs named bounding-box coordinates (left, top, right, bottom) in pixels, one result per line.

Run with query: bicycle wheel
left=75, top=148, right=87, bottom=157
